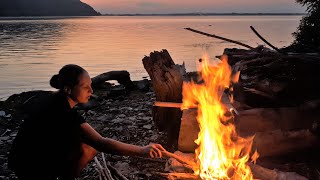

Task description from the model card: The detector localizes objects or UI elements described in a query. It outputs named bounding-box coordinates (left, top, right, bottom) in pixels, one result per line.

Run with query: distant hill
left=0, top=0, right=100, bottom=16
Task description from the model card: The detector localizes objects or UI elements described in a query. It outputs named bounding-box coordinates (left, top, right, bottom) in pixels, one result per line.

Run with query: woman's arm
left=80, top=123, right=165, bottom=158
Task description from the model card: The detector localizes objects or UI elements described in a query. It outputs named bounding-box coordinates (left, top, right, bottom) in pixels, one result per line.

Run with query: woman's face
left=70, top=71, right=93, bottom=104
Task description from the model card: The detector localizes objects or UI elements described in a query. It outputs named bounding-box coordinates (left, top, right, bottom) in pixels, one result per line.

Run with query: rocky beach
left=0, top=81, right=170, bottom=180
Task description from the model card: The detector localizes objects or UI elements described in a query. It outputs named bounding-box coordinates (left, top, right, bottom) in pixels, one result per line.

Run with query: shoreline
left=103, top=13, right=306, bottom=16
left=0, top=13, right=305, bottom=19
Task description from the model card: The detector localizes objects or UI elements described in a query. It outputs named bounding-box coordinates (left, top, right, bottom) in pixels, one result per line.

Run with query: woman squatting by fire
left=8, top=64, right=166, bottom=180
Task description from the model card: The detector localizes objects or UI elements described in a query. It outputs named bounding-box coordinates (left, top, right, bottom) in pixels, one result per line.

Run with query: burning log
left=178, top=108, right=319, bottom=157
left=155, top=172, right=200, bottom=180
left=142, top=49, right=186, bottom=150
left=163, top=151, right=308, bottom=180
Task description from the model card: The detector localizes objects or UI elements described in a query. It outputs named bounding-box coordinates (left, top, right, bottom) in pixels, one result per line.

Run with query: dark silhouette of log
left=91, top=70, right=134, bottom=90
left=250, top=26, right=284, bottom=54
left=142, top=49, right=185, bottom=151
left=184, top=27, right=255, bottom=50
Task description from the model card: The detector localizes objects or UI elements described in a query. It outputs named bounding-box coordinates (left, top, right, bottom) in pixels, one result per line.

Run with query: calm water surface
left=0, top=16, right=301, bottom=99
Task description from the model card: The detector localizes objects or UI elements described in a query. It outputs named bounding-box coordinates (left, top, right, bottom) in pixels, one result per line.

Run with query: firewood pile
left=223, top=47, right=320, bottom=109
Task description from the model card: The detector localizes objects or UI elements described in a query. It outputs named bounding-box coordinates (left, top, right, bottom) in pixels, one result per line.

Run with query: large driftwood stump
left=142, top=49, right=185, bottom=150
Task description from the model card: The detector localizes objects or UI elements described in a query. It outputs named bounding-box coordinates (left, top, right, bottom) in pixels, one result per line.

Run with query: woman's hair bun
left=49, top=74, right=62, bottom=89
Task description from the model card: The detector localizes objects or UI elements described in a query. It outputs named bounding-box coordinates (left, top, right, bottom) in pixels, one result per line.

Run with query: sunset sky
left=81, top=0, right=306, bottom=14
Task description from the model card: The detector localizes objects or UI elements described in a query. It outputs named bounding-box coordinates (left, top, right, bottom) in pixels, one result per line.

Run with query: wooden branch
left=107, top=164, right=129, bottom=180
left=94, top=157, right=114, bottom=180
left=102, top=153, right=108, bottom=169
left=154, top=172, right=200, bottom=180
left=184, top=27, right=255, bottom=50
left=162, top=150, right=196, bottom=169
left=250, top=26, right=284, bottom=54
left=95, top=168, right=104, bottom=180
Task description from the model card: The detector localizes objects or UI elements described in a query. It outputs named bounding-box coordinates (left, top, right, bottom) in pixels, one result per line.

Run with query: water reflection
left=0, top=21, right=65, bottom=59
left=0, top=16, right=301, bottom=99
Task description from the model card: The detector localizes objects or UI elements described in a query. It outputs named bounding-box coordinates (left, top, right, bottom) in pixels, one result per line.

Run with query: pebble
left=111, top=118, right=123, bottom=124
left=114, top=162, right=130, bottom=174
left=143, top=124, right=152, bottom=130
left=96, top=114, right=111, bottom=121
left=128, top=116, right=136, bottom=121
left=149, top=134, right=158, bottom=141
left=145, top=92, right=154, bottom=96
left=117, top=114, right=126, bottom=118
left=0, top=136, right=10, bottom=141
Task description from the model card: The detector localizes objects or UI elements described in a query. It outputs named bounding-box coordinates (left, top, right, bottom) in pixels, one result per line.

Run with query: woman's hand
left=141, top=143, right=166, bottom=158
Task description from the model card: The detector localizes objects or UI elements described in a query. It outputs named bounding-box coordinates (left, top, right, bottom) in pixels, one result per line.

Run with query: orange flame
left=182, top=55, right=256, bottom=180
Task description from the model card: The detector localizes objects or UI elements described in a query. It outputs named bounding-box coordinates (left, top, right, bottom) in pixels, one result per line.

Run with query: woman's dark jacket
left=8, top=91, right=85, bottom=178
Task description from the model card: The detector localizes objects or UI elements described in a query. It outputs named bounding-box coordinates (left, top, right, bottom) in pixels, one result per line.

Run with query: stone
left=149, top=134, right=158, bottom=141
left=96, top=114, right=111, bottom=121
left=0, top=111, right=5, bottom=117
left=146, top=92, right=155, bottom=96
left=0, top=136, right=10, bottom=141
left=111, top=118, right=123, bottom=124
left=117, top=114, right=126, bottom=118
left=143, top=124, right=152, bottom=130
left=128, top=116, right=136, bottom=121
left=144, top=117, right=152, bottom=121
left=114, top=162, right=130, bottom=174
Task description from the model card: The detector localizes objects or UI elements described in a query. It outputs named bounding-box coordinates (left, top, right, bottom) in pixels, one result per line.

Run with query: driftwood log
left=142, top=49, right=186, bottom=150
left=91, top=70, right=134, bottom=90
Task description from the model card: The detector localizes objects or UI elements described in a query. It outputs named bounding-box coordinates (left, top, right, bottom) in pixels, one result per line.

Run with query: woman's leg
left=77, top=143, right=98, bottom=174
left=59, top=143, right=97, bottom=180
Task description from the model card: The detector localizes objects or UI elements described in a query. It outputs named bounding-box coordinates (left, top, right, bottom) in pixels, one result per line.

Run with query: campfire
left=143, top=49, right=314, bottom=180
left=181, top=55, right=257, bottom=179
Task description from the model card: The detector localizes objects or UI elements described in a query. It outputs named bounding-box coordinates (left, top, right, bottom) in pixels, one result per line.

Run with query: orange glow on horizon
left=80, top=0, right=305, bottom=14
